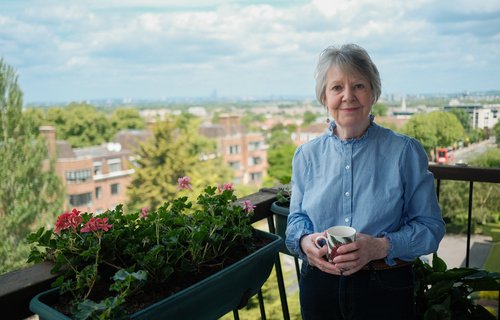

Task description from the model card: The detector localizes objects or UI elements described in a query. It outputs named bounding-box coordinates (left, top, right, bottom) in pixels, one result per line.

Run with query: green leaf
left=432, top=253, right=447, bottom=272
left=425, top=280, right=454, bottom=303
left=427, top=268, right=477, bottom=285
left=74, top=299, right=105, bottom=320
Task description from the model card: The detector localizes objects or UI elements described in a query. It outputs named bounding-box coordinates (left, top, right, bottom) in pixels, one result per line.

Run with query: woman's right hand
left=300, top=233, right=344, bottom=275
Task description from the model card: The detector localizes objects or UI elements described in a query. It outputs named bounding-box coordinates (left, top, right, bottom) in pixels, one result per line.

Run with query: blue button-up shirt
left=285, top=120, right=445, bottom=265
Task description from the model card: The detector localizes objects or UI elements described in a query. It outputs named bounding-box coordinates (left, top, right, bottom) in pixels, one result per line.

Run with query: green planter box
left=30, top=229, right=281, bottom=320
left=270, top=201, right=295, bottom=256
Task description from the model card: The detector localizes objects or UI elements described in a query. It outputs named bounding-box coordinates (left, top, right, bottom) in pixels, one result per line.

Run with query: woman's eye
left=354, top=83, right=365, bottom=89
left=331, top=85, right=342, bottom=92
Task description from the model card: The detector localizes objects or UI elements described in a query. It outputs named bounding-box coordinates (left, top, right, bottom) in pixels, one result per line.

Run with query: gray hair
left=315, top=44, right=381, bottom=106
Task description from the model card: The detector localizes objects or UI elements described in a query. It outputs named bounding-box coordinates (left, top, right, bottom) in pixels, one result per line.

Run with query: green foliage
left=449, top=108, right=471, bottom=131
left=46, top=103, right=112, bottom=147
left=302, top=110, right=317, bottom=127
left=127, top=114, right=233, bottom=212
left=414, top=253, right=500, bottom=320
left=372, top=103, right=388, bottom=116
left=494, top=122, right=500, bottom=146
left=266, top=125, right=296, bottom=185
left=30, top=105, right=145, bottom=148
left=0, top=58, right=64, bottom=274
left=241, top=111, right=266, bottom=130
left=402, top=113, right=438, bottom=153
left=109, top=107, right=145, bottom=132
left=27, top=182, right=255, bottom=318
left=402, top=111, right=464, bottom=155
left=470, top=148, right=500, bottom=168
left=438, top=150, right=499, bottom=229
left=276, top=184, right=291, bottom=207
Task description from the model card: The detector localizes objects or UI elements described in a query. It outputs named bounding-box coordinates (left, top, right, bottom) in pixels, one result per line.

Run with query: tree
left=372, top=103, right=388, bottom=116
left=401, top=113, right=438, bottom=155
left=109, top=107, right=145, bottom=133
left=493, top=121, right=500, bottom=146
left=127, top=114, right=233, bottom=212
left=46, top=103, right=111, bottom=147
left=0, top=58, right=64, bottom=273
left=449, top=108, right=470, bottom=131
left=302, top=111, right=317, bottom=127
left=265, top=125, right=296, bottom=185
left=402, top=111, right=464, bottom=158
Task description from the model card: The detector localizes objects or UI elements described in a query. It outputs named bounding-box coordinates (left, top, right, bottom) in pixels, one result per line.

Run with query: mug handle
left=314, top=235, right=328, bottom=250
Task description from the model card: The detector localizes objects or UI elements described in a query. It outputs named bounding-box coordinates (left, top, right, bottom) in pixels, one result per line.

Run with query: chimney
left=39, top=126, right=57, bottom=159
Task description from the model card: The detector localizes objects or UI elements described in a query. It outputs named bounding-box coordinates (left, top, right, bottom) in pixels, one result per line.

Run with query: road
left=453, top=137, right=496, bottom=164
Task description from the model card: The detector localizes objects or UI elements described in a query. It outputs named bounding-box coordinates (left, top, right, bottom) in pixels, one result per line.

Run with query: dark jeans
left=299, top=263, right=415, bottom=320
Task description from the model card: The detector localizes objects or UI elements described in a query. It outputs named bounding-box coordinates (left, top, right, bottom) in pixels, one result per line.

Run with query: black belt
left=361, top=259, right=412, bottom=271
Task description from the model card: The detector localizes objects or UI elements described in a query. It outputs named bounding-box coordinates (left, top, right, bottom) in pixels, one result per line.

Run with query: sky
left=1, top=0, right=499, bottom=103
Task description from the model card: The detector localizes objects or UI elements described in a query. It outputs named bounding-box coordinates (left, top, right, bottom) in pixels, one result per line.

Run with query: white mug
left=314, top=226, right=356, bottom=262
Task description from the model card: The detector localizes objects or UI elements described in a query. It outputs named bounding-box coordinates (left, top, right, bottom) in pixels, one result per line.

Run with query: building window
left=65, top=169, right=92, bottom=184
left=93, top=161, right=102, bottom=175
left=250, top=172, right=262, bottom=182
left=111, top=183, right=120, bottom=195
left=228, top=145, right=240, bottom=155
left=68, top=192, right=92, bottom=207
left=95, top=186, right=102, bottom=199
left=108, top=158, right=122, bottom=172
left=229, top=161, right=240, bottom=170
left=248, top=156, right=262, bottom=166
left=248, top=141, right=261, bottom=151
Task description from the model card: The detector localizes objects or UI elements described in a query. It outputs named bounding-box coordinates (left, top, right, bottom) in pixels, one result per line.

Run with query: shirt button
left=345, top=165, right=350, bottom=170
left=345, top=192, right=350, bottom=197
left=344, top=218, right=349, bottom=223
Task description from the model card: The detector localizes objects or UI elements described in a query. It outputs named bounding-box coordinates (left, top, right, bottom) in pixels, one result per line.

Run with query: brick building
left=199, top=115, right=268, bottom=185
left=40, top=116, right=268, bottom=213
left=40, top=126, right=135, bottom=214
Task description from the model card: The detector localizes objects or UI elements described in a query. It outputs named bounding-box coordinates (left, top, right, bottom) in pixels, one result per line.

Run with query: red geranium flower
left=81, top=217, right=113, bottom=234
left=54, top=209, right=82, bottom=234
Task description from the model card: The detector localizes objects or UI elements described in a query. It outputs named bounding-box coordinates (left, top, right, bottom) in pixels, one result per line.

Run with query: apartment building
left=40, top=116, right=268, bottom=214
left=40, top=126, right=135, bottom=214
left=199, top=115, right=268, bottom=185
left=444, top=104, right=499, bottom=129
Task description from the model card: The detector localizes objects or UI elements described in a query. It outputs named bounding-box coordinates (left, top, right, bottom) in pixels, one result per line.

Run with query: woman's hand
left=300, top=233, right=345, bottom=275
left=331, top=233, right=389, bottom=275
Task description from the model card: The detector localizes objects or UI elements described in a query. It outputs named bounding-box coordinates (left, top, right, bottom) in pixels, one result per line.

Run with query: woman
left=285, top=44, right=445, bottom=319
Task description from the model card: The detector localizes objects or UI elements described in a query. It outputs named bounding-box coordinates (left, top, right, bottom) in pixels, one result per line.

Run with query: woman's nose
left=342, top=87, right=355, bottom=102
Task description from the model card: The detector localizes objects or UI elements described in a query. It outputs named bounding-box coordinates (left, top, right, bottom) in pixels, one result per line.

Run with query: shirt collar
left=329, top=114, right=375, bottom=142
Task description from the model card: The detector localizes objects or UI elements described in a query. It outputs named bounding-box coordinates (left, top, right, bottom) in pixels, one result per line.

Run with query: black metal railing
left=0, top=164, right=499, bottom=319
left=265, top=164, right=500, bottom=320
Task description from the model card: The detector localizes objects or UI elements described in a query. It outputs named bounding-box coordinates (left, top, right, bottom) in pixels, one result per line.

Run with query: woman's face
left=324, top=65, right=373, bottom=130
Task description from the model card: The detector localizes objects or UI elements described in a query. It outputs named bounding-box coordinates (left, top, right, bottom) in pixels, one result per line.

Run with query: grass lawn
left=481, top=222, right=500, bottom=272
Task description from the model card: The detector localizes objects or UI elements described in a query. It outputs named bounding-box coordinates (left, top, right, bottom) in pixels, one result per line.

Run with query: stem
left=155, top=214, right=160, bottom=246
left=83, top=235, right=101, bottom=300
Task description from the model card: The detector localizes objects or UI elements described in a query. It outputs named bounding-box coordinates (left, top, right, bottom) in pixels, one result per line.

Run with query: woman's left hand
left=331, top=233, right=389, bottom=275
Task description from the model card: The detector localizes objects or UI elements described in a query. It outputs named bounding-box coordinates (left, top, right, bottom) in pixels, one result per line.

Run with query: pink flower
left=54, top=209, right=82, bottom=234
left=217, top=183, right=234, bottom=193
left=177, top=176, right=192, bottom=190
left=81, top=217, right=113, bottom=234
left=241, top=200, right=256, bottom=214
left=140, top=207, right=149, bottom=219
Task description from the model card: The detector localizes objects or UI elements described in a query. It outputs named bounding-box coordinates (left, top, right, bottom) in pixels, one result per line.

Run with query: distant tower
left=401, top=95, right=407, bottom=111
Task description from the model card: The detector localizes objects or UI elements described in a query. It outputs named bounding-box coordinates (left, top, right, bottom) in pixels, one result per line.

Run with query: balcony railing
left=0, top=164, right=499, bottom=319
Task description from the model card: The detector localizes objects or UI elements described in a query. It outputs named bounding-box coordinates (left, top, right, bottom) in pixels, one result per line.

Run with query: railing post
left=257, top=290, right=267, bottom=320
left=465, top=181, right=473, bottom=268
left=267, top=215, right=291, bottom=320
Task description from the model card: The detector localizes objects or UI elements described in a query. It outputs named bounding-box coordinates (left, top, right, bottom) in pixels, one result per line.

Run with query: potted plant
left=270, top=184, right=293, bottom=255
left=414, top=253, right=500, bottom=320
left=27, top=177, right=281, bottom=319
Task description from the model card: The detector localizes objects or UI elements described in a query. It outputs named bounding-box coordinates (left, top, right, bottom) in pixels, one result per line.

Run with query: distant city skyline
left=1, top=0, right=499, bottom=104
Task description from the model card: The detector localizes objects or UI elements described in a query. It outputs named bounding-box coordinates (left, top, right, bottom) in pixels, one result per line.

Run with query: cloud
left=1, top=0, right=499, bottom=102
